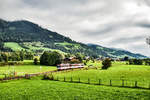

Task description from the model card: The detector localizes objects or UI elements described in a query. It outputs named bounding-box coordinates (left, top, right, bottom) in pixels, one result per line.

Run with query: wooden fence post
left=110, top=80, right=112, bottom=86
left=88, top=78, right=90, bottom=84
left=122, top=80, right=124, bottom=87
left=70, top=77, right=73, bottom=82
left=64, top=77, right=66, bottom=82
left=135, top=81, right=138, bottom=88
left=78, top=77, right=80, bottom=83
left=98, top=79, right=101, bottom=85
left=25, top=74, right=30, bottom=79
left=57, top=76, right=59, bottom=81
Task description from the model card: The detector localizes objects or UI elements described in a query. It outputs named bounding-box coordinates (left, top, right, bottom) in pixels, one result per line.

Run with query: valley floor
left=0, top=61, right=150, bottom=100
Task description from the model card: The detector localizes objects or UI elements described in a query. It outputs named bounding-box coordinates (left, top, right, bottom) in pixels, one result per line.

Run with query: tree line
left=0, top=51, right=33, bottom=62
left=128, top=59, right=150, bottom=65
left=39, top=51, right=90, bottom=66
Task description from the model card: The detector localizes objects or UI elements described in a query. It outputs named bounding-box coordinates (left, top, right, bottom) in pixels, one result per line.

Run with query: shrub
left=43, top=73, right=54, bottom=80
left=34, top=58, right=38, bottom=65
left=129, top=59, right=143, bottom=65
left=102, top=58, right=112, bottom=69
left=75, top=53, right=84, bottom=62
left=48, top=73, right=54, bottom=80
left=40, top=51, right=63, bottom=66
left=43, top=74, right=50, bottom=80
left=123, top=56, right=129, bottom=61
left=144, top=59, right=150, bottom=65
left=0, top=61, right=24, bottom=66
left=145, top=61, right=150, bottom=65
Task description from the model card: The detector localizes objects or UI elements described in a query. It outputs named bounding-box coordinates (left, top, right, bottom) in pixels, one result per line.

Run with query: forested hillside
left=0, top=19, right=147, bottom=58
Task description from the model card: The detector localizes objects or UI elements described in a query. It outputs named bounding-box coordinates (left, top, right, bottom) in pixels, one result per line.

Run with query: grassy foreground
left=0, top=78, right=150, bottom=100
left=0, top=61, right=150, bottom=99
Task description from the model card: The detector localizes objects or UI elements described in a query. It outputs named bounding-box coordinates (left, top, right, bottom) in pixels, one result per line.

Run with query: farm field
left=86, top=60, right=102, bottom=67
left=0, top=65, right=56, bottom=75
left=0, top=60, right=57, bottom=78
left=0, top=78, right=150, bottom=100
left=4, top=42, right=25, bottom=51
left=0, top=61, right=150, bottom=99
left=53, top=61, right=150, bottom=88
left=4, top=42, right=66, bottom=54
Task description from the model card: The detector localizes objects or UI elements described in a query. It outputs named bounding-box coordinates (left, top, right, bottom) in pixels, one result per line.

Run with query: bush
left=145, top=61, right=150, bottom=65
left=40, top=51, right=63, bottom=66
left=43, top=73, right=54, bottom=80
left=43, top=74, right=50, bottom=80
left=144, top=59, right=150, bottom=65
left=129, top=59, right=143, bottom=65
left=34, top=58, right=38, bottom=65
left=123, top=56, right=129, bottom=61
left=0, top=61, right=24, bottom=66
left=75, top=53, right=84, bottom=63
left=102, top=58, right=111, bottom=69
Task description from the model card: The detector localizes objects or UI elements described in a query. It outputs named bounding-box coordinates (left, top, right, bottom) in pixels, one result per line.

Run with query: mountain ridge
left=0, top=19, right=147, bottom=58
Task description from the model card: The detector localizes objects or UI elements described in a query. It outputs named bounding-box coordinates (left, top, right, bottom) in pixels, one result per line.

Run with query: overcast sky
left=0, top=0, right=150, bottom=56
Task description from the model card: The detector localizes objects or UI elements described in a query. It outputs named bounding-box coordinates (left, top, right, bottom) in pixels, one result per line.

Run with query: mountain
left=87, top=44, right=147, bottom=58
left=0, top=19, right=147, bottom=58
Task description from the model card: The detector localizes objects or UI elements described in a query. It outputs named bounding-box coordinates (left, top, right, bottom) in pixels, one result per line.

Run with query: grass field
left=0, top=60, right=56, bottom=78
left=0, top=65, right=56, bottom=75
left=0, top=78, right=150, bottom=100
left=53, top=61, right=150, bottom=88
left=86, top=60, right=102, bottom=67
left=55, top=42, right=81, bottom=49
left=4, top=42, right=25, bottom=51
left=0, top=61, right=150, bottom=99
left=4, top=42, right=66, bottom=54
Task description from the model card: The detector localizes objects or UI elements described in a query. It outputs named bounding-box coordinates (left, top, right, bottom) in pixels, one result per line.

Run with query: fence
left=1, top=68, right=150, bottom=90
left=0, top=70, right=58, bottom=81
left=0, top=68, right=83, bottom=81
left=51, top=76, right=150, bottom=89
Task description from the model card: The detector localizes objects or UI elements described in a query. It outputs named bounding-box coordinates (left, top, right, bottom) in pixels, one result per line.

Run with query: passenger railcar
left=57, top=63, right=84, bottom=70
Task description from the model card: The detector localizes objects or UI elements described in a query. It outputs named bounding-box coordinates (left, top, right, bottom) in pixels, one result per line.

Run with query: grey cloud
left=136, top=20, right=150, bottom=28
left=110, top=36, right=146, bottom=45
left=79, top=18, right=136, bottom=37
left=137, top=23, right=150, bottom=28
left=1, top=0, right=150, bottom=56
left=144, top=0, right=150, bottom=6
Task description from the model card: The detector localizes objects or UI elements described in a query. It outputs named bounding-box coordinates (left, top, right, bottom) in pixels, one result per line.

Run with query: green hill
left=0, top=19, right=147, bottom=58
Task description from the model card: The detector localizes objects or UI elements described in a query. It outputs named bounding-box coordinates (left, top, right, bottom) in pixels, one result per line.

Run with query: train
left=57, top=63, right=84, bottom=70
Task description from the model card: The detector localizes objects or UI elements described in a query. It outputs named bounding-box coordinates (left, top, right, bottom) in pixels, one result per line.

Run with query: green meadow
left=53, top=61, right=150, bottom=88
left=4, top=42, right=25, bottom=51
left=4, top=42, right=66, bottom=54
left=0, top=65, right=56, bottom=76
left=0, top=60, right=56, bottom=78
left=0, top=61, right=150, bottom=99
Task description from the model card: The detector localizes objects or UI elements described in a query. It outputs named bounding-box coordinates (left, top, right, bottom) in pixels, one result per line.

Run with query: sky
left=0, top=0, right=150, bottom=56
